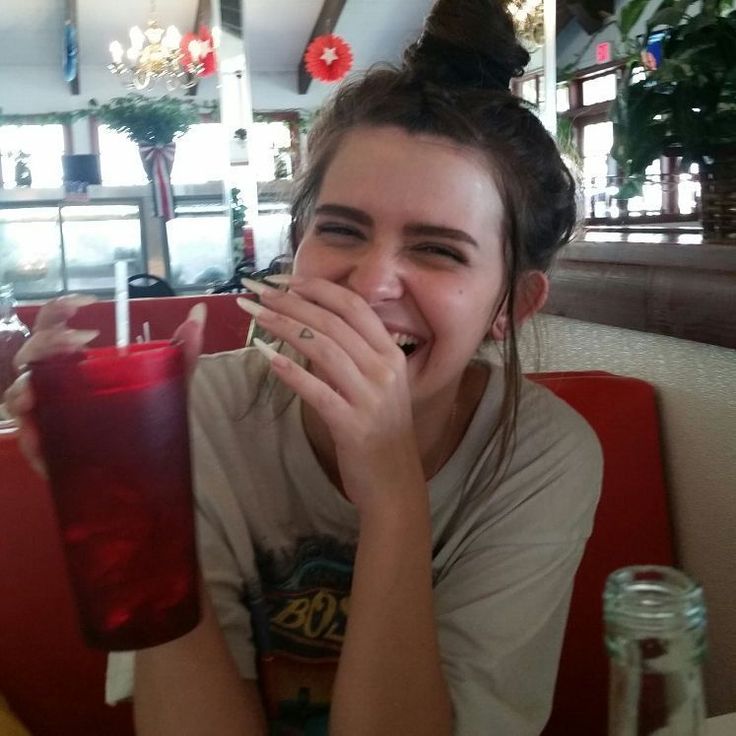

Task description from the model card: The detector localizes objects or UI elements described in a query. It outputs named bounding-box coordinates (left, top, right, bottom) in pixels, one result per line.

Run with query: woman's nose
left=345, top=247, right=404, bottom=304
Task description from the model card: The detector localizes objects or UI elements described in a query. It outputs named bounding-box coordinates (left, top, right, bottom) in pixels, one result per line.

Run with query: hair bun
left=403, top=0, right=530, bottom=90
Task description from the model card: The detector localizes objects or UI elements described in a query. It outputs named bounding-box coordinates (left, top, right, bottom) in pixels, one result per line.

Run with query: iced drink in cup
left=30, top=341, right=200, bottom=650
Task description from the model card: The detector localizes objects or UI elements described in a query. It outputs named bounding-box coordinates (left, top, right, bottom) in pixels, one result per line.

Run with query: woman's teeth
left=392, top=332, right=419, bottom=356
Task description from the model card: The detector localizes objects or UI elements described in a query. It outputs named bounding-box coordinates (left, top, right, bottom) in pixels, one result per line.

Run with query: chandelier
left=507, top=0, right=545, bottom=49
left=108, top=2, right=218, bottom=91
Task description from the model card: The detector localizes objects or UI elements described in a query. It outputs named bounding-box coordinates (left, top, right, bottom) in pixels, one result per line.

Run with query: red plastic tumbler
left=30, top=341, right=200, bottom=650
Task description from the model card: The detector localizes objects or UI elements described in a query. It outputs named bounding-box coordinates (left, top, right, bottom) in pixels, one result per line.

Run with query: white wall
left=0, top=65, right=220, bottom=116
left=250, top=71, right=336, bottom=113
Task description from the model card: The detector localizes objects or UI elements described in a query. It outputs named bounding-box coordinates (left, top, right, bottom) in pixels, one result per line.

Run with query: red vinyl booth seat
left=1, top=311, right=674, bottom=736
left=532, top=372, right=675, bottom=736
left=16, top=293, right=249, bottom=357
left=0, top=431, right=134, bottom=736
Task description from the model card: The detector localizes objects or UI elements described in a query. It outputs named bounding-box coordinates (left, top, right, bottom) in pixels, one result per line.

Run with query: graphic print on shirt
left=244, top=535, right=355, bottom=734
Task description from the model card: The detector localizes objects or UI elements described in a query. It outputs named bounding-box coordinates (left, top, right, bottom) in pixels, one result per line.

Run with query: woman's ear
left=488, top=270, right=549, bottom=341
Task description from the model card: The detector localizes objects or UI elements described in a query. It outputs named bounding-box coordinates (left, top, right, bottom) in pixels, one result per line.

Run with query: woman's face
left=293, top=126, right=514, bottom=410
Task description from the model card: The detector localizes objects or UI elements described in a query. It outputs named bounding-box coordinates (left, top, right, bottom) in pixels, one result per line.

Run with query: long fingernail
left=62, top=294, right=98, bottom=308
left=187, top=302, right=207, bottom=326
left=65, top=329, right=100, bottom=346
left=29, top=456, right=48, bottom=480
left=241, top=277, right=270, bottom=295
left=264, top=274, right=294, bottom=286
left=252, top=337, right=280, bottom=362
left=237, top=297, right=265, bottom=317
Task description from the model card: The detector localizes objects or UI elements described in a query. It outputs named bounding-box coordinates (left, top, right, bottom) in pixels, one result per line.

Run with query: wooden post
left=186, top=0, right=213, bottom=96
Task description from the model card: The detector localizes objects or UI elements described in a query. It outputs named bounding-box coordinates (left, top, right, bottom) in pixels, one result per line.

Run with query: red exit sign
left=596, top=42, right=612, bottom=64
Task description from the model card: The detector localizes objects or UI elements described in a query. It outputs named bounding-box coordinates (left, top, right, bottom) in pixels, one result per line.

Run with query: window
left=0, top=125, right=66, bottom=189
left=97, top=123, right=227, bottom=187
left=678, top=162, right=700, bottom=216
left=582, top=121, right=615, bottom=218
left=166, top=198, right=231, bottom=289
left=252, top=121, right=295, bottom=182
left=97, top=126, right=147, bottom=186
left=582, top=74, right=617, bottom=106
left=520, top=78, right=539, bottom=104
left=516, top=65, right=701, bottom=223
left=514, top=75, right=569, bottom=112
left=171, top=124, right=227, bottom=185
left=557, top=85, right=570, bottom=113
left=627, top=160, right=663, bottom=216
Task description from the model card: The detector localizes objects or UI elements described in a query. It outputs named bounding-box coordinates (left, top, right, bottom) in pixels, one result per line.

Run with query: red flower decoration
left=304, top=34, right=354, bottom=83
left=180, top=26, right=218, bottom=78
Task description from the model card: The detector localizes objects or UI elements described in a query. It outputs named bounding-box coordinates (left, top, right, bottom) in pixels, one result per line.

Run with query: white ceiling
left=0, top=0, right=433, bottom=110
left=244, top=0, right=432, bottom=72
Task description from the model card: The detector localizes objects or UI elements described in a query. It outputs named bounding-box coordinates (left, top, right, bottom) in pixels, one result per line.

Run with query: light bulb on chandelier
left=507, top=0, right=545, bottom=48
left=108, top=1, right=218, bottom=91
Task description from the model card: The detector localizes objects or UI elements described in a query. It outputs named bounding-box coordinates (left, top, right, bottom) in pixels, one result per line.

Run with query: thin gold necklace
left=427, top=400, right=459, bottom=479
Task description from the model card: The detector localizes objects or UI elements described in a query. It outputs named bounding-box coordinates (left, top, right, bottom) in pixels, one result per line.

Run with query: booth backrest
left=531, top=372, right=675, bottom=735
left=17, top=294, right=249, bottom=356
left=524, top=315, right=736, bottom=717
left=1, top=367, right=673, bottom=736
left=3, top=299, right=732, bottom=730
left=3, top=295, right=247, bottom=736
left=0, top=430, right=134, bottom=736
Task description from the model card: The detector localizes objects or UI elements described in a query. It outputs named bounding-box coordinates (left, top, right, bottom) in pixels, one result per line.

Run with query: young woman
left=7, top=1, right=602, bottom=734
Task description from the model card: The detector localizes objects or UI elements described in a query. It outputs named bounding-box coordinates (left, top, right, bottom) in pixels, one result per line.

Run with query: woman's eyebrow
left=404, top=223, right=479, bottom=248
left=314, top=205, right=478, bottom=247
left=314, top=204, right=373, bottom=226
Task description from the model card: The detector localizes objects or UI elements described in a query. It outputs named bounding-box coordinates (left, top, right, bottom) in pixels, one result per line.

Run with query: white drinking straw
left=114, top=260, right=130, bottom=349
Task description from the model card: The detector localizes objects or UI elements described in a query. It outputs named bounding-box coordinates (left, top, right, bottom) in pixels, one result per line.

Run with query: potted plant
left=610, top=0, right=736, bottom=240
left=91, top=94, right=201, bottom=220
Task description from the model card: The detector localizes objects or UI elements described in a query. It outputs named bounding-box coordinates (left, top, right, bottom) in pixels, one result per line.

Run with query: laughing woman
left=7, top=0, right=602, bottom=734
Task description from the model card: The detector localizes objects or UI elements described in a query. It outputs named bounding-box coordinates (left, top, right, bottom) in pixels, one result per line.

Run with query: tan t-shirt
left=108, top=347, right=602, bottom=735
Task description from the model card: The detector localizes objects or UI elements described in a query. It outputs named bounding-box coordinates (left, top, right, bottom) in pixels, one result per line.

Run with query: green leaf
left=647, top=6, right=688, bottom=28
left=618, top=177, right=646, bottom=199
left=93, top=94, right=202, bottom=145
left=620, top=0, right=655, bottom=38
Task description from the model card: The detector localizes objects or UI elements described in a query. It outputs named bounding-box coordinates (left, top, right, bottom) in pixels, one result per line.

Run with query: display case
left=0, top=184, right=233, bottom=299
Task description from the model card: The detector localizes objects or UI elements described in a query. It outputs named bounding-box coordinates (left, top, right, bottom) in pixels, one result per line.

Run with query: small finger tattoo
left=299, top=328, right=315, bottom=340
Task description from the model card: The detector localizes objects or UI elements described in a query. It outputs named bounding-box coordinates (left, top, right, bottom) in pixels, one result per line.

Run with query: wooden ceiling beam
left=565, top=0, right=615, bottom=34
left=186, top=0, right=212, bottom=97
left=298, top=0, right=348, bottom=95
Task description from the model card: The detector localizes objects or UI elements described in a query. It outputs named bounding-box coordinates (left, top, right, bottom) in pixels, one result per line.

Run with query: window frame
left=0, top=120, right=73, bottom=190
left=513, top=62, right=699, bottom=224
left=252, top=110, right=302, bottom=178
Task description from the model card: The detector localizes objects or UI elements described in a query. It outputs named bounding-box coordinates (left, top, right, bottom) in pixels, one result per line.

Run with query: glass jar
left=0, top=283, right=31, bottom=400
left=605, top=565, right=707, bottom=735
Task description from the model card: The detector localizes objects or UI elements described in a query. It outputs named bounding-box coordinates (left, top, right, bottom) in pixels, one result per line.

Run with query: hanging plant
left=91, top=95, right=202, bottom=221
left=90, top=94, right=201, bottom=146
left=0, top=109, right=89, bottom=126
left=304, top=34, right=354, bottom=83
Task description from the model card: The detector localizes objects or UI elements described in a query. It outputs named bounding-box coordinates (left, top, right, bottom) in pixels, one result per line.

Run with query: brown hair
left=288, top=0, right=578, bottom=466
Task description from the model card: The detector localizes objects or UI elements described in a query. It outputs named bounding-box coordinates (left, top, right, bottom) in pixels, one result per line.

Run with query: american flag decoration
left=139, top=144, right=177, bottom=221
